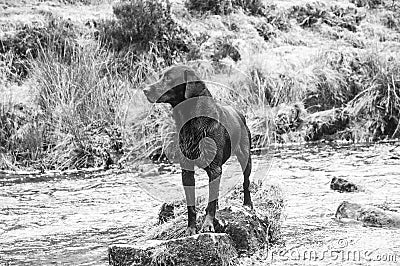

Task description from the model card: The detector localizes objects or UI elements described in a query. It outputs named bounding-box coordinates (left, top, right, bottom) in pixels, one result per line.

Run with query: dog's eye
left=164, top=76, right=171, bottom=82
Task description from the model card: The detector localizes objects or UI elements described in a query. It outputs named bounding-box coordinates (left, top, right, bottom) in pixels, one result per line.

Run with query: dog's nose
left=143, top=87, right=150, bottom=95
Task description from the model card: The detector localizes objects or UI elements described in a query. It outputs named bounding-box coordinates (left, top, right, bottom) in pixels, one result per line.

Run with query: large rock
left=274, top=103, right=305, bottom=135
left=150, top=205, right=270, bottom=255
left=304, top=108, right=350, bottom=141
left=109, top=183, right=284, bottom=265
left=336, top=201, right=400, bottom=228
left=108, top=233, right=238, bottom=266
left=215, top=206, right=269, bottom=254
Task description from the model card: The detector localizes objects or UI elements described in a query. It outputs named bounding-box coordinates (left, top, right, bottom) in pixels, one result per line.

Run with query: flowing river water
left=1, top=142, right=400, bottom=265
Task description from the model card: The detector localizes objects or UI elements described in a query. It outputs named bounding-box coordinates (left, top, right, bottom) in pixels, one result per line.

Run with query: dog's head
left=143, top=65, right=211, bottom=106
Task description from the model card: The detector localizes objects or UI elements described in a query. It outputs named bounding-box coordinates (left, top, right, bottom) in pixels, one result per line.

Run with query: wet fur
left=143, top=65, right=253, bottom=235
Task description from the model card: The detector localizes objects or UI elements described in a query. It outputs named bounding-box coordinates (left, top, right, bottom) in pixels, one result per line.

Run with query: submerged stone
left=336, top=201, right=400, bottom=228
left=330, top=177, right=359, bottom=192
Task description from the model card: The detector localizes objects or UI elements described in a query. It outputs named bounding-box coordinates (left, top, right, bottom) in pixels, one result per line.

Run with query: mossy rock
left=109, top=183, right=284, bottom=265
left=216, top=206, right=268, bottom=254
left=108, top=233, right=238, bottom=266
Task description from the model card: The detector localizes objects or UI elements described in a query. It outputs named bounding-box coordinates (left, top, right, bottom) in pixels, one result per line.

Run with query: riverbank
left=1, top=0, right=400, bottom=171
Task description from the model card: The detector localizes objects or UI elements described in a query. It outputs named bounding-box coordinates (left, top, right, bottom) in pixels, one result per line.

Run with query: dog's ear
left=184, top=70, right=205, bottom=99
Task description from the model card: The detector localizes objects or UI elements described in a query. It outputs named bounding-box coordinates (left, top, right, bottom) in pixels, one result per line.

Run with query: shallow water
left=1, top=143, right=400, bottom=265
left=242, top=142, right=400, bottom=266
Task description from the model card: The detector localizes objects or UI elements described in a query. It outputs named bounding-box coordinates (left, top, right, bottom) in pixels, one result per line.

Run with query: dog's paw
left=185, top=226, right=196, bottom=236
left=201, top=217, right=215, bottom=233
left=244, top=200, right=254, bottom=210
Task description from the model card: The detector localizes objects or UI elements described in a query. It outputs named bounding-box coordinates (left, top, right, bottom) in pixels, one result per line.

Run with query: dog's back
left=218, top=105, right=250, bottom=156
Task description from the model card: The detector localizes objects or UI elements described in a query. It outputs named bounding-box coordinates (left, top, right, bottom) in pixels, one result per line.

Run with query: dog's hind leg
left=236, top=147, right=253, bottom=208
left=182, top=168, right=197, bottom=236
left=201, top=165, right=222, bottom=233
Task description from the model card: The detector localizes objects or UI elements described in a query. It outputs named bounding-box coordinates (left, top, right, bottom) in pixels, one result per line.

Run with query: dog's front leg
left=202, top=166, right=222, bottom=233
left=182, top=168, right=196, bottom=236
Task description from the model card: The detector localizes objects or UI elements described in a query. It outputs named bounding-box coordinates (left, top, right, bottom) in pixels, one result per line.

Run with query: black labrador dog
left=143, top=65, right=252, bottom=235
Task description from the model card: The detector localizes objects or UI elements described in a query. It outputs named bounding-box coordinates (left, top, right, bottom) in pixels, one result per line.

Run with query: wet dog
left=143, top=65, right=252, bottom=235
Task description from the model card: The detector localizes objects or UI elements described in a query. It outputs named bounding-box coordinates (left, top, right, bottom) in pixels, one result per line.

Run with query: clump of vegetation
left=185, top=0, right=230, bottom=15
left=185, top=0, right=266, bottom=16
left=211, top=37, right=241, bottom=62
left=290, top=3, right=364, bottom=32
left=30, top=44, right=139, bottom=169
left=382, top=11, right=400, bottom=32
left=0, top=42, right=156, bottom=170
left=263, top=4, right=291, bottom=31
left=245, top=63, right=309, bottom=108
left=98, top=0, right=193, bottom=65
left=60, top=0, right=104, bottom=4
left=0, top=103, right=46, bottom=169
left=304, top=51, right=358, bottom=112
left=256, top=22, right=277, bottom=41
left=350, top=0, right=383, bottom=9
left=0, top=14, right=77, bottom=81
left=347, top=52, right=400, bottom=139
left=256, top=4, right=291, bottom=41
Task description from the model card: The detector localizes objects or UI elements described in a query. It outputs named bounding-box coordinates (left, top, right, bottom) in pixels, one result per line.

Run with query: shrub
left=263, top=4, right=291, bottom=31
left=98, top=0, right=193, bottom=65
left=1, top=42, right=163, bottom=170
left=255, top=4, right=291, bottom=41
left=256, top=22, right=277, bottom=41
left=290, top=3, right=364, bottom=32
left=212, top=37, right=241, bottom=62
left=185, top=0, right=266, bottom=16
left=28, top=43, right=138, bottom=169
left=382, top=12, right=400, bottom=32
left=0, top=15, right=77, bottom=81
left=349, top=0, right=383, bottom=9
left=185, top=0, right=229, bottom=15
left=0, top=102, right=46, bottom=168
left=61, top=0, right=99, bottom=4
left=304, top=51, right=357, bottom=112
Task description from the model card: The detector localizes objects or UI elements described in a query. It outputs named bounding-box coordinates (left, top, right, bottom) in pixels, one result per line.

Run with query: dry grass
left=1, top=40, right=164, bottom=170
left=1, top=0, right=400, bottom=169
left=347, top=50, right=400, bottom=139
left=30, top=42, right=167, bottom=169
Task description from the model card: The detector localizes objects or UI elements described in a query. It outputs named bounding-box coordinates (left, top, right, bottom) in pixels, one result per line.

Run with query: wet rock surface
left=304, top=108, right=350, bottom=141
left=216, top=206, right=269, bottom=255
left=109, top=233, right=237, bottom=266
left=158, top=203, right=175, bottom=224
left=108, top=181, right=285, bottom=266
left=109, top=202, right=278, bottom=266
left=330, top=177, right=359, bottom=192
left=336, top=201, right=400, bottom=228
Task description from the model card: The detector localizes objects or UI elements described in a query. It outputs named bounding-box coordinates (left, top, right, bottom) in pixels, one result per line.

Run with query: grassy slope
left=1, top=0, right=400, bottom=170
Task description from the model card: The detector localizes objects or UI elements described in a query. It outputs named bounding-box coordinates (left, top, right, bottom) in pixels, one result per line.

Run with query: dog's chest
left=177, top=118, right=229, bottom=165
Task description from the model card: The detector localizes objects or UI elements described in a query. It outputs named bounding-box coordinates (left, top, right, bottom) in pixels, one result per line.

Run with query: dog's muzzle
left=143, top=87, right=155, bottom=103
